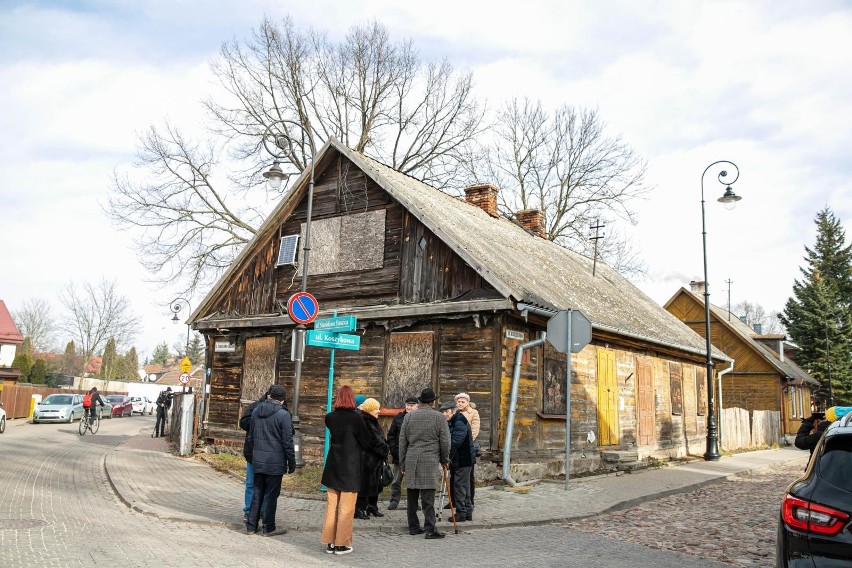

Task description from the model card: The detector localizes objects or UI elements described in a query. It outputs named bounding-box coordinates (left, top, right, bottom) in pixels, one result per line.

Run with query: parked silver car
left=33, top=394, right=85, bottom=423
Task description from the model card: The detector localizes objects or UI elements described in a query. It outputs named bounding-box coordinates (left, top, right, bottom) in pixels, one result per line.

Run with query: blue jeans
left=243, top=461, right=254, bottom=515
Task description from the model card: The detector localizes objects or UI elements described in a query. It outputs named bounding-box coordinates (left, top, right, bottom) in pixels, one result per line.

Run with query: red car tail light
left=783, top=494, right=850, bottom=536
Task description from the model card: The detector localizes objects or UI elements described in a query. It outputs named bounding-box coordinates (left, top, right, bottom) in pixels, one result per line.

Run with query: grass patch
left=198, top=454, right=326, bottom=495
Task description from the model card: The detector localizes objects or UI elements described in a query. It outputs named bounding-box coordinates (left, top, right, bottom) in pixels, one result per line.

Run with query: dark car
left=777, top=413, right=852, bottom=566
left=104, top=395, right=133, bottom=418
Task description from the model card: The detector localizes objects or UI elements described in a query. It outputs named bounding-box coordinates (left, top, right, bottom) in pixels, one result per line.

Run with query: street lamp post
left=825, top=321, right=834, bottom=407
left=700, top=160, right=742, bottom=461
left=262, top=120, right=316, bottom=470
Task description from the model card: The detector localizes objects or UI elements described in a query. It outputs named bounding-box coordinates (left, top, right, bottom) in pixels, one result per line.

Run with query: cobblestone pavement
left=561, top=461, right=805, bottom=566
left=0, top=416, right=804, bottom=567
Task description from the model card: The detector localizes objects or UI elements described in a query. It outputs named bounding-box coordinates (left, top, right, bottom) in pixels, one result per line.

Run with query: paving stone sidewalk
left=105, top=428, right=808, bottom=534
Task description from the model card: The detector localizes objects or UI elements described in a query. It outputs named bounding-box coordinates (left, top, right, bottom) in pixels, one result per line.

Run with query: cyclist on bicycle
left=82, top=387, right=105, bottom=424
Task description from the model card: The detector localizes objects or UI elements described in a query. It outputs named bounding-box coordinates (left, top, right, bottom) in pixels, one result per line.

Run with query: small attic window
left=277, top=235, right=299, bottom=266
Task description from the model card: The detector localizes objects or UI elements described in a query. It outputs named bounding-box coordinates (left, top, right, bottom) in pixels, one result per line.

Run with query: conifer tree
left=120, top=347, right=140, bottom=381
left=151, top=342, right=171, bottom=365
left=101, top=337, right=118, bottom=381
left=29, top=359, right=48, bottom=384
left=781, top=207, right=852, bottom=405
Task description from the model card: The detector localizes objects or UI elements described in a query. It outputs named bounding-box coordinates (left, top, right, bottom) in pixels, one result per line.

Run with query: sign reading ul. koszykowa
left=312, top=315, right=357, bottom=333
left=306, top=330, right=360, bottom=351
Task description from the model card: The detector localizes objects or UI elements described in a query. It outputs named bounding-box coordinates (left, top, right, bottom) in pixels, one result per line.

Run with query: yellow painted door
left=597, top=348, right=619, bottom=446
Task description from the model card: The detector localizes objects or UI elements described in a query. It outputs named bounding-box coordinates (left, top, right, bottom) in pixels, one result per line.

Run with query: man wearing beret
left=386, top=395, right=419, bottom=510
left=399, top=387, right=450, bottom=539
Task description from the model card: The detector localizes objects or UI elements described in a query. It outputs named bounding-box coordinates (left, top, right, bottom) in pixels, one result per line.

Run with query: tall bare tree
left=733, top=300, right=785, bottom=334
left=58, top=280, right=139, bottom=375
left=106, top=16, right=485, bottom=293
left=468, top=98, right=649, bottom=275
left=12, top=298, right=55, bottom=352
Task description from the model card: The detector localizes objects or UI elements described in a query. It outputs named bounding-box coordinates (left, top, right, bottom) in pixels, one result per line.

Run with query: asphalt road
left=0, top=416, right=751, bottom=567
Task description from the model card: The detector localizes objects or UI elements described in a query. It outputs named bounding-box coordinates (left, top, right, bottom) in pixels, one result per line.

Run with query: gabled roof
left=667, top=287, right=818, bottom=386
left=0, top=300, right=23, bottom=345
left=191, top=139, right=723, bottom=360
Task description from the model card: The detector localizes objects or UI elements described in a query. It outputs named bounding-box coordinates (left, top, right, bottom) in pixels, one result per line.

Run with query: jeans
left=247, top=472, right=283, bottom=533
left=389, top=463, right=403, bottom=504
left=243, top=462, right=254, bottom=515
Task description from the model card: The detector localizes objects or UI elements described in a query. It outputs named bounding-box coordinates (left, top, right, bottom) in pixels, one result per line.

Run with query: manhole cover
left=0, top=518, right=49, bottom=530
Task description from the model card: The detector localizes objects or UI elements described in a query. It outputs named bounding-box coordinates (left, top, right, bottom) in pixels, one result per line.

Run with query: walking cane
left=441, top=463, right=459, bottom=534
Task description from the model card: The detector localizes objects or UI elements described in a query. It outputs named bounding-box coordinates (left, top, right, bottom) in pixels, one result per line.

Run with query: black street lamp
left=700, top=160, right=742, bottom=461
left=262, top=119, right=316, bottom=470
left=825, top=320, right=835, bottom=407
left=170, top=297, right=192, bottom=356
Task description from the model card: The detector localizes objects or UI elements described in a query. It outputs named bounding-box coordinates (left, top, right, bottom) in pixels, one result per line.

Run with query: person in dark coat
left=354, top=398, right=390, bottom=519
left=321, top=385, right=375, bottom=555
left=795, top=411, right=831, bottom=455
left=386, top=395, right=419, bottom=510
left=153, top=387, right=172, bottom=438
left=240, top=389, right=269, bottom=523
left=440, top=400, right=475, bottom=521
left=246, top=384, right=296, bottom=537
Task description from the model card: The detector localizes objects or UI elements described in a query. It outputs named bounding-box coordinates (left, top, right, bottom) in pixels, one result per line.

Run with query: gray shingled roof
left=192, top=139, right=724, bottom=360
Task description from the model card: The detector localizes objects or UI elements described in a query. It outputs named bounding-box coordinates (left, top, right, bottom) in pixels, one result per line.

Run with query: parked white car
left=0, top=401, right=6, bottom=433
left=130, top=396, right=154, bottom=415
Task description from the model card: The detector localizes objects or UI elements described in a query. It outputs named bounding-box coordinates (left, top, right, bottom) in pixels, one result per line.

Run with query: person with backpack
left=82, top=387, right=105, bottom=425
left=153, top=387, right=172, bottom=438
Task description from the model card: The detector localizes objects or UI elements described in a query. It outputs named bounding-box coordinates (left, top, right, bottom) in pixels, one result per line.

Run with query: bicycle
left=79, top=410, right=100, bottom=435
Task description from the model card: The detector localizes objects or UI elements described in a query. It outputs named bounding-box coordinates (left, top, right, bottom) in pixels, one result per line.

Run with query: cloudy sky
left=2, top=0, right=851, bottom=361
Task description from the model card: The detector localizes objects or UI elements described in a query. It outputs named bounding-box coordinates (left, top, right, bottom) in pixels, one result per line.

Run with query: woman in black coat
left=355, top=398, right=390, bottom=519
left=320, top=385, right=372, bottom=555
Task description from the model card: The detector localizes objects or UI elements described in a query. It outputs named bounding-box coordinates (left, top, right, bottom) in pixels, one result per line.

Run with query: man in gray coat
left=399, top=387, right=450, bottom=539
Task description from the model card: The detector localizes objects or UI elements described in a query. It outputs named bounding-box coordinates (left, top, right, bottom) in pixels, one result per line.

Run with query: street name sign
left=313, top=315, right=357, bottom=333
left=306, top=330, right=361, bottom=351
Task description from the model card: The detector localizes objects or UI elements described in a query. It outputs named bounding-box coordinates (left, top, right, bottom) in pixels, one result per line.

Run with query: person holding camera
left=795, top=410, right=830, bottom=455
left=153, top=387, right=172, bottom=438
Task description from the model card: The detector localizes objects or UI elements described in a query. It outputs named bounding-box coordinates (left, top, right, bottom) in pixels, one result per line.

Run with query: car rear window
left=106, top=396, right=123, bottom=402
left=819, top=436, right=852, bottom=491
left=44, top=395, right=72, bottom=405
left=130, top=397, right=141, bottom=402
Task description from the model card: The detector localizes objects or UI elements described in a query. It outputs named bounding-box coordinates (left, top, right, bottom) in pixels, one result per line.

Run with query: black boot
left=354, top=509, right=369, bottom=520
left=366, top=505, right=384, bottom=518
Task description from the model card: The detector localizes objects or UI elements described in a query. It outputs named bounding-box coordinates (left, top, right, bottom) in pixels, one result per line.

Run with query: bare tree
left=468, top=98, right=649, bottom=274
left=107, top=16, right=485, bottom=293
left=58, top=280, right=139, bottom=375
left=733, top=300, right=785, bottom=334
left=11, top=298, right=55, bottom=352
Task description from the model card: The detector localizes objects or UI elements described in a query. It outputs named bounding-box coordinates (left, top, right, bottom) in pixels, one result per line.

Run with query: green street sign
left=313, top=315, right=357, bottom=333
left=306, top=330, right=361, bottom=351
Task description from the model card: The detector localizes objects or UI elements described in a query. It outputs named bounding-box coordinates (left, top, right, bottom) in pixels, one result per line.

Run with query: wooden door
left=597, top=348, right=619, bottom=446
left=636, top=358, right=654, bottom=446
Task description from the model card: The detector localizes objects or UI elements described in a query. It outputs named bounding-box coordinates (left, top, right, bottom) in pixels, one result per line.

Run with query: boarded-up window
left=299, top=209, right=385, bottom=276
left=696, top=366, right=706, bottom=416
left=542, top=358, right=567, bottom=415
left=385, top=332, right=433, bottom=408
left=670, top=362, right=683, bottom=415
left=241, top=337, right=277, bottom=402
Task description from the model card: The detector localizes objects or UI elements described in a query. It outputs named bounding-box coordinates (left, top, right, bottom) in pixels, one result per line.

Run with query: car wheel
left=0, top=416, right=6, bottom=433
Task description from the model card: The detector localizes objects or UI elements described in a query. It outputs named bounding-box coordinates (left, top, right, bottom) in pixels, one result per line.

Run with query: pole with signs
left=180, top=356, right=192, bottom=393
left=546, top=309, right=592, bottom=488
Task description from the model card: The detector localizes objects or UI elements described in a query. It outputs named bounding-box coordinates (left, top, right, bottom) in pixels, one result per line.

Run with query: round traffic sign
left=179, top=373, right=190, bottom=384
left=287, top=292, right=319, bottom=325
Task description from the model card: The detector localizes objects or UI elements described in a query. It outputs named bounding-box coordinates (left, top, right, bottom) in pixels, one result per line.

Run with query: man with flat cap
left=399, top=387, right=450, bottom=539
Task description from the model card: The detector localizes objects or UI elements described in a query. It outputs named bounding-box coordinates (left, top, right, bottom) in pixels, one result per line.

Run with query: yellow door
left=597, top=348, right=619, bottom=446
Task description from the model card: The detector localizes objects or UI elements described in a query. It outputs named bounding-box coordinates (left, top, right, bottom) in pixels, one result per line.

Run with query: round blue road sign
left=287, top=292, right=319, bottom=325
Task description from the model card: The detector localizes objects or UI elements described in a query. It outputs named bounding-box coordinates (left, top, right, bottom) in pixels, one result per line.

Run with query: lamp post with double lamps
left=699, top=160, right=742, bottom=461
left=261, top=120, right=316, bottom=470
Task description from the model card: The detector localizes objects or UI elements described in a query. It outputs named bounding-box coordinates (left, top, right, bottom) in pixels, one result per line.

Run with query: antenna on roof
left=589, top=218, right=605, bottom=276
left=725, top=278, right=733, bottom=321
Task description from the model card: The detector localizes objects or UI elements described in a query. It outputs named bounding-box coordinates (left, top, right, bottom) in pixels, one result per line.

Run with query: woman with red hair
left=320, top=385, right=378, bottom=555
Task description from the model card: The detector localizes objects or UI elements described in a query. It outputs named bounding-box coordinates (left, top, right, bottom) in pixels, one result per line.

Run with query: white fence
left=720, top=407, right=781, bottom=451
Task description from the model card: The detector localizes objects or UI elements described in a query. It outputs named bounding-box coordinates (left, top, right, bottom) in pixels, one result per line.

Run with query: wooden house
left=665, top=284, right=818, bottom=437
left=188, top=139, right=732, bottom=476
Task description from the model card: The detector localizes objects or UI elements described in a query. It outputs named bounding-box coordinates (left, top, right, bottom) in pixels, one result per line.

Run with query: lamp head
left=718, top=186, right=742, bottom=210
left=171, top=313, right=179, bottom=324
left=262, top=161, right=285, bottom=190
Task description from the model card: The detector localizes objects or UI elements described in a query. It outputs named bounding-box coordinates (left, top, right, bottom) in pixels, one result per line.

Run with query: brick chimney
left=689, top=281, right=707, bottom=295
left=515, top=209, right=547, bottom=238
left=464, top=184, right=499, bottom=217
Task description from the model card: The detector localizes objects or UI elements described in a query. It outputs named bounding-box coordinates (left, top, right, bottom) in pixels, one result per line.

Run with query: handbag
left=378, top=460, right=393, bottom=488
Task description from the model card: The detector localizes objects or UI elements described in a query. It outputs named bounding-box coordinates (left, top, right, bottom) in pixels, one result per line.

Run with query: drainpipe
left=716, top=360, right=734, bottom=451
left=502, top=331, right=546, bottom=486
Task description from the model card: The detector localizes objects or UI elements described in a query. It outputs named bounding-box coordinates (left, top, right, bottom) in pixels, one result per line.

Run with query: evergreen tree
left=60, top=340, right=82, bottom=376
left=187, top=333, right=205, bottom=365
left=151, top=342, right=171, bottom=365
left=120, top=347, right=140, bottom=381
left=11, top=352, right=33, bottom=380
left=781, top=207, right=852, bottom=405
left=29, top=359, right=48, bottom=384
left=20, top=337, right=34, bottom=356
left=101, top=337, right=118, bottom=380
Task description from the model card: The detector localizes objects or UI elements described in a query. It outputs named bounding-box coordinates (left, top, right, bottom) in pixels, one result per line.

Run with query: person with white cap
left=453, top=392, right=480, bottom=518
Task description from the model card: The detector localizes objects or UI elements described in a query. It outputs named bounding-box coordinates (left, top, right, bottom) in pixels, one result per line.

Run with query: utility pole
left=725, top=279, right=733, bottom=321
left=589, top=219, right=605, bottom=277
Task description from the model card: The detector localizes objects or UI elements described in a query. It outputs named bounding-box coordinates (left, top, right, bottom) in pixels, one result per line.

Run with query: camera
left=812, top=411, right=826, bottom=420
